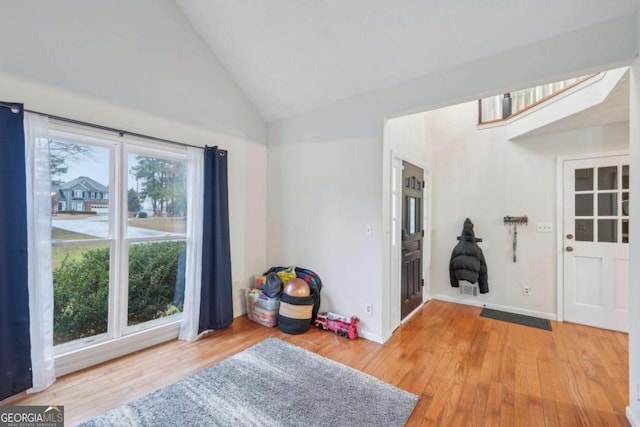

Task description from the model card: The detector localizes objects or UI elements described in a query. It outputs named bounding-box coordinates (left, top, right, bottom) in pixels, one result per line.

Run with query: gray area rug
left=480, top=308, right=552, bottom=331
left=79, top=337, right=418, bottom=427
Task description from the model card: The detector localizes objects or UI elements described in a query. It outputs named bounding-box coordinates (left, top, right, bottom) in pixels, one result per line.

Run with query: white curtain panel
left=24, top=112, right=55, bottom=392
left=179, top=146, right=205, bottom=341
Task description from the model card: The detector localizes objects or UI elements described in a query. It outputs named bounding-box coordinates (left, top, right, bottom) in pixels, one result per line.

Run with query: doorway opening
left=383, top=67, right=630, bottom=338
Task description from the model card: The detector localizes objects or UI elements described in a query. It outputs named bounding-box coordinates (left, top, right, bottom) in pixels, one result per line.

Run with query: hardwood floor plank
left=1, top=300, right=629, bottom=426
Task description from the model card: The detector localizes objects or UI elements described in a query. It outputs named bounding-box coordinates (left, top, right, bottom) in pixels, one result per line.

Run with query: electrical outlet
left=523, top=287, right=532, bottom=296
left=365, top=304, right=373, bottom=316
left=536, top=222, right=553, bottom=233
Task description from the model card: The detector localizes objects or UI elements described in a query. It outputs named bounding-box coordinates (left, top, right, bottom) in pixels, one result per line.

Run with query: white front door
left=563, top=154, right=629, bottom=332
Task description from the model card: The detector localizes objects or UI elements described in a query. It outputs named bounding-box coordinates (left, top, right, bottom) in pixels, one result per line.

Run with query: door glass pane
left=597, top=193, right=617, bottom=216
left=597, top=219, right=617, bottom=243
left=622, top=165, right=629, bottom=190
left=391, top=193, right=397, bottom=219
left=575, top=219, right=594, bottom=242
left=408, top=197, right=416, bottom=234
left=575, top=194, right=593, bottom=216
left=598, top=166, right=618, bottom=190
left=127, top=154, right=187, bottom=237
left=53, top=242, right=110, bottom=345
left=392, top=166, right=397, bottom=191
left=51, top=141, right=111, bottom=240
left=623, top=192, right=629, bottom=216
left=622, top=219, right=629, bottom=243
left=575, top=168, right=593, bottom=191
left=128, top=240, right=186, bottom=326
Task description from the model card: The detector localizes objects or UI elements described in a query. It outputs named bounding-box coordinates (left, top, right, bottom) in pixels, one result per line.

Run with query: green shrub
left=53, top=241, right=185, bottom=345
left=53, top=248, right=110, bottom=344
left=136, top=211, right=148, bottom=218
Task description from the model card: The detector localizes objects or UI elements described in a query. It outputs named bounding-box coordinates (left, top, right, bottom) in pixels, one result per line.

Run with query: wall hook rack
left=504, top=216, right=528, bottom=262
left=503, top=216, right=528, bottom=225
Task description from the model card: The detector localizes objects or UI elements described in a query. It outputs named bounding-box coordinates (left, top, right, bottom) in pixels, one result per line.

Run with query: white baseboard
left=430, top=294, right=557, bottom=320
left=358, top=330, right=383, bottom=344
left=628, top=406, right=640, bottom=427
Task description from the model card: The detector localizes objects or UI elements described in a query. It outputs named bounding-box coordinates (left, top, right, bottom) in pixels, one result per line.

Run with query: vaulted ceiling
left=175, top=0, right=639, bottom=122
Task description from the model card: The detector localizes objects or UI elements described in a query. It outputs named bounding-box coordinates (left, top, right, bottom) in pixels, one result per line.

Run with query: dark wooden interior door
left=401, top=160, right=424, bottom=319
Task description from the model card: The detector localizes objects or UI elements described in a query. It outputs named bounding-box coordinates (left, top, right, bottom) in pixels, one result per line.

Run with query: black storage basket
left=278, top=293, right=315, bottom=334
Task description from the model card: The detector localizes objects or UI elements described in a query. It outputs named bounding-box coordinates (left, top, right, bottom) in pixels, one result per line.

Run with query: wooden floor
left=3, top=300, right=630, bottom=426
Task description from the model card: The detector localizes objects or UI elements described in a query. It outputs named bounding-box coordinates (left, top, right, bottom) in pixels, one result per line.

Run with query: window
left=573, top=164, right=630, bottom=243
left=125, top=152, right=187, bottom=330
left=50, top=132, right=187, bottom=353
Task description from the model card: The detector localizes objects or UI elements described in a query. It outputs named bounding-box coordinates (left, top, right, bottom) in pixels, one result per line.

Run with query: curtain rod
left=0, top=101, right=200, bottom=150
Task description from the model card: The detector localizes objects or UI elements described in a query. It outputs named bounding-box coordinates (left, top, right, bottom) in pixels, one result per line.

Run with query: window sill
left=54, top=321, right=181, bottom=377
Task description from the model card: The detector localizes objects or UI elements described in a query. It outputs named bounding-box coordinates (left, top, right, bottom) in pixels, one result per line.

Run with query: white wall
left=425, top=100, right=628, bottom=318
left=268, top=14, right=638, bottom=342
left=627, top=57, right=640, bottom=427
left=268, top=117, right=384, bottom=341
left=0, top=1, right=268, bottom=320
left=0, top=0, right=264, bottom=142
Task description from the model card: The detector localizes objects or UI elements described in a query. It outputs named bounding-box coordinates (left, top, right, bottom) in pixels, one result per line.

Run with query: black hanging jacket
left=449, top=218, right=488, bottom=293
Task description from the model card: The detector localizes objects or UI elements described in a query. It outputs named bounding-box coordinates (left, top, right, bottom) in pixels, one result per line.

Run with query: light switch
left=536, top=222, right=553, bottom=233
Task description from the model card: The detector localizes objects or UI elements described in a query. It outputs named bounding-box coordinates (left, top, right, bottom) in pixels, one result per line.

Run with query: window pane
left=575, top=194, right=593, bottom=216
left=127, top=154, right=187, bottom=237
left=575, top=168, right=593, bottom=191
left=408, top=197, right=416, bottom=234
left=623, top=192, right=629, bottom=216
left=575, top=219, right=593, bottom=242
left=128, top=240, right=186, bottom=326
left=53, top=242, right=110, bottom=345
left=51, top=141, right=110, bottom=240
left=623, top=219, right=629, bottom=244
left=622, top=165, right=629, bottom=190
left=597, top=193, right=617, bottom=216
left=597, top=219, right=617, bottom=243
left=598, top=166, right=617, bottom=190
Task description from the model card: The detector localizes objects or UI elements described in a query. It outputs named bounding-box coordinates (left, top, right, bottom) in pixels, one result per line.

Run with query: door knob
left=566, top=234, right=574, bottom=240
left=566, top=246, right=574, bottom=252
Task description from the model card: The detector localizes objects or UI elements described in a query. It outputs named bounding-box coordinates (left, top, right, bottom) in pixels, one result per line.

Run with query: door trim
left=555, top=150, right=629, bottom=323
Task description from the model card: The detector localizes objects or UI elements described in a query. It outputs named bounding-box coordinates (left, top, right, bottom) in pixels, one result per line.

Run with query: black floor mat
left=480, top=308, right=552, bottom=331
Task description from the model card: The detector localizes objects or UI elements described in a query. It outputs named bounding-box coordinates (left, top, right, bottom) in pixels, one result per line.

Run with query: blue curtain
left=0, top=103, right=32, bottom=399
left=198, top=146, right=233, bottom=332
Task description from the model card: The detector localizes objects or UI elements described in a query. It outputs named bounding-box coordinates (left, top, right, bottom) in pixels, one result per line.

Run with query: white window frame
left=49, top=125, right=188, bottom=374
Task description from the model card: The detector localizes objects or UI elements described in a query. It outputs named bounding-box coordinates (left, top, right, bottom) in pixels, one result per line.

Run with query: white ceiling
left=175, top=0, right=638, bottom=122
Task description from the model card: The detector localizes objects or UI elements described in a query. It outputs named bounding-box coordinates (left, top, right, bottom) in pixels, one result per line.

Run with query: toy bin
left=277, top=293, right=315, bottom=334
left=245, top=289, right=279, bottom=327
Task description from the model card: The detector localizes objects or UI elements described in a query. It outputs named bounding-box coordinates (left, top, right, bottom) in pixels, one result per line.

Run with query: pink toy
left=314, top=312, right=359, bottom=339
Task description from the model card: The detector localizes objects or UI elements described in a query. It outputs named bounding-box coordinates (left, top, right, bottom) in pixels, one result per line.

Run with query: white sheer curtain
left=24, top=112, right=55, bottom=392
left=179, top=146, right=205, bottom=341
